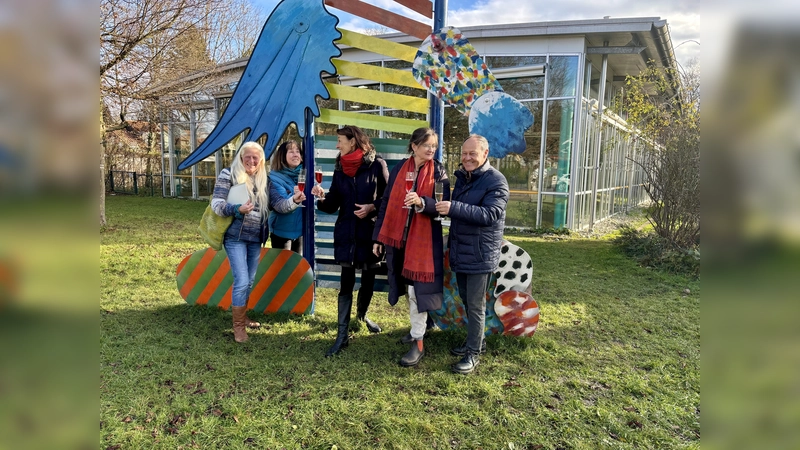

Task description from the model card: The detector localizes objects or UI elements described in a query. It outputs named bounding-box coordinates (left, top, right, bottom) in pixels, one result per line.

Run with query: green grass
left=101, top=196, right=699, bottom=449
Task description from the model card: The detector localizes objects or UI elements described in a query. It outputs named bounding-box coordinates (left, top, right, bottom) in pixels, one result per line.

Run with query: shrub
left=613, top=225, right=699, bottom=278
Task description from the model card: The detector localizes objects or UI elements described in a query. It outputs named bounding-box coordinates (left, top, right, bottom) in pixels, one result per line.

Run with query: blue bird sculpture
left=177, top=0, right=341, bottom=170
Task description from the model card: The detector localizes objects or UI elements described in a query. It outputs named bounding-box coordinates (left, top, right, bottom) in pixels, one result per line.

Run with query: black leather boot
left=326, top=294, right=352, bottom=357
left=451, top=352, right=480, bottom=374
left=399, top=339, right=424, bottom=367
left=355, top=288, right=381, bottom=333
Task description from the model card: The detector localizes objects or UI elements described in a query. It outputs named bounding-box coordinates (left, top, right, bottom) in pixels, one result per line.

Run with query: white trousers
left=408, top=286, right=427, bottom=340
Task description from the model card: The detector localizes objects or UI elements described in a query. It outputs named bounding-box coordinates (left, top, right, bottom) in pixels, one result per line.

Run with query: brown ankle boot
left=232, top=306, right=249, bottom=343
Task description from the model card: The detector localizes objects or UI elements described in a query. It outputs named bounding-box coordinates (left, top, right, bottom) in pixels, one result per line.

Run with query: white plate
left=226, top=183, right=250, bottom=204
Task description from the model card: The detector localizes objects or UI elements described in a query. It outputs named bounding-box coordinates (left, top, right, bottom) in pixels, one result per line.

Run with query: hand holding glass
left=403, top=171, right=415, bottom=209
left=296, top=172, right=306, bottom=207
left=434, top=181, right=445, bottom=221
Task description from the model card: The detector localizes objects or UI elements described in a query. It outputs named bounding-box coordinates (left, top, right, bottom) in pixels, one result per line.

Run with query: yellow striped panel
left=318, top=108, right=428, bottom=135
left=333, top=59, right=422, bottom=90
left=336, top=29, right=417, bottom=63
left=325, top=83, right=428, bottom=114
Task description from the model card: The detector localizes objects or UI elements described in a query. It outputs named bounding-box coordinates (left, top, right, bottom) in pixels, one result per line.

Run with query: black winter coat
left=373, top=159, right=450, bottom=312
left=316, top=149, right=389, bottom=268
left=448, top=161, right=509, bottom=274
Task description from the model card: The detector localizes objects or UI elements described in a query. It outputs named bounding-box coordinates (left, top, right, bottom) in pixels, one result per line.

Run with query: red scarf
left=340, top=148, right=364, bottom=177
left=377, top=158, right=435, bottom=283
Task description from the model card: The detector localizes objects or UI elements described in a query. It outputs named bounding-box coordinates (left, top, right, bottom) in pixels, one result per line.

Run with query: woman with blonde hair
left=211, top=141, right=270, bottom=343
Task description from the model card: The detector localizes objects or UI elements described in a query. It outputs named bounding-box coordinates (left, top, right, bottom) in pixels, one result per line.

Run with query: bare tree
left=100, top=0, right=264, bottom=225
left=618, top=59, right=700, bottom=249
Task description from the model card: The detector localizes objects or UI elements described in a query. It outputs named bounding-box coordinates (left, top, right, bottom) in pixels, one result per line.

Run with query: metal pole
left=302, top=108, right=316, bottom=270
left=431, top=0, right=447, bottom=162
left=589, top=50, right=608, bottom=229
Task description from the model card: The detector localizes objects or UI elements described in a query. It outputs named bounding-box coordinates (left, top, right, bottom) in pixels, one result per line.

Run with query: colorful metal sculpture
left=431, top=240, right=539, bottom=337
left=412, top=27, right=535, bottom=158
left=177, top=0, right=342, bottom=169
left=177, top=248, right=315, bottom=315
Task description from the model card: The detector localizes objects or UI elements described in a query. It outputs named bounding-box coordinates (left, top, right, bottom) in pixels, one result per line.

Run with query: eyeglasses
left=419, top=144, right=437, bottom=149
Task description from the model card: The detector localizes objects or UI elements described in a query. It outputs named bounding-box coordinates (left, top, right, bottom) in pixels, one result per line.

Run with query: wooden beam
left=336, top=29, right=418, bottom=62
left=392, top=0, right=432, bottom=18
left=332, top=59, right=422, bottom=89
left=325, top=83, right=429, bottom=114
left=318, top=108, right=428, bottom=135
left=325, top=0, right=431, bottom=40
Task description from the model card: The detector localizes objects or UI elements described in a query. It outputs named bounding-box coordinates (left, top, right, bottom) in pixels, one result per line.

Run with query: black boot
left=451, top=352, right=480, bottom=374
left=355, top=288, right=381, bottom=333
left=326, top=294, right=352, bottom=357
left=399, top=339, right=424, bottom=367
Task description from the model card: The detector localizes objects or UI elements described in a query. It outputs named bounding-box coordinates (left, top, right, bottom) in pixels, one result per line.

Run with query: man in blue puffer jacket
left=435, top=134, right=509, bottom=374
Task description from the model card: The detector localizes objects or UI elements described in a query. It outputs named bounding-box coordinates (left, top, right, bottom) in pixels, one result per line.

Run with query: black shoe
left=450, top=340, right=487, bottom=357
left=451, top=352, right=479, bottom=374
left=362, top=317, right=381, bottom=333
left=325, top=330, right=349, bottom=357
left=399, top=340, right=424, bottom=367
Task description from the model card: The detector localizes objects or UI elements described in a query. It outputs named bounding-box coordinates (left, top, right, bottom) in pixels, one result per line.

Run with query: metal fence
left=107, top=171, right=164, bottom=196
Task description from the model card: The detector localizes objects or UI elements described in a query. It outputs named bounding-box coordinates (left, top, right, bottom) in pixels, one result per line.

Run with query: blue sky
left=251, top=0, right=700, bottom=68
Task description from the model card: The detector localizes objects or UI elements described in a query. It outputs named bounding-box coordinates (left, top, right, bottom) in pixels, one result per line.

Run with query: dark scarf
left=377, top=158, right=435, bottom=283
left=340, top=148, right=364, bottom=177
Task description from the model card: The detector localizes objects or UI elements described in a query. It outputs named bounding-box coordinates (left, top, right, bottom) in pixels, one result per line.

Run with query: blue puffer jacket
left=447, top=161, right=509, bottom=274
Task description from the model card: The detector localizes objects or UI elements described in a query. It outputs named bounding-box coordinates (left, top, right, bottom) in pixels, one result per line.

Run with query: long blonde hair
left=230, top=141, right=269, bottom=214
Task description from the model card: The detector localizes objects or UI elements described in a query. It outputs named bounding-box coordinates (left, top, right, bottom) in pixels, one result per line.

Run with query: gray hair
left=464, top=134, right=489, bottom=152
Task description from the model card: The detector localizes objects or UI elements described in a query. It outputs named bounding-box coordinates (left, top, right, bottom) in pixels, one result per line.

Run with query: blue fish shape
left=178, top=0, right=341, bottom=170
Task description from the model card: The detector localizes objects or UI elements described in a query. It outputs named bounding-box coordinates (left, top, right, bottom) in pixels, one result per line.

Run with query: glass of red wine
left=296, top=172, right=306, bottom=207
left=315, top=168, right=323, bottom=193
left=433, top=181, right=445, bottom=221
left=403, top=171, right=415, bottom=209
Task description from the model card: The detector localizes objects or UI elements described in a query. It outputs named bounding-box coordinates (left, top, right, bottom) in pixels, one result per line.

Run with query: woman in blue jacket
left=311, top=125, right=389, bottom=357
left=268, top=140, right=306, bottom=254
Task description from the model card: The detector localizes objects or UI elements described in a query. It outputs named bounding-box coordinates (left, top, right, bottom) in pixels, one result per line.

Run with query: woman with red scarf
left=373, top=128, right=450, bottom=367
left=312, top=125, right=389, bottom=357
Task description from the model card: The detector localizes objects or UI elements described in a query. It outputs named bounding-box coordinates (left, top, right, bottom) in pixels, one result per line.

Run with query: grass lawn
left=101, top=196, right=699, bottom=449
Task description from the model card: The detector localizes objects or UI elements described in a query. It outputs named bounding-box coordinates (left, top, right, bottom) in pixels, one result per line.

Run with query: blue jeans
left=456, top=272, right=491, bottom=354
left=224, top=239, right=262, bottom=307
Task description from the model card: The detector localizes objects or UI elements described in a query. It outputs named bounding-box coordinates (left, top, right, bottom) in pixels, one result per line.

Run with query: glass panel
left=383, top=60, right=412, bottom=70
left=442, top=107, right=469, bottom=175
left=500, top=76, right=544, bottom=100
left=541, top=194, right=569, bottom=229
left=542, top=99, right=574, bottom=194
left=486, top=56, right=546, bottom=69
left=505, top=195, right=538, bottom=229
left=547, top=56, right=578, bottom=98
left=171, top=122, right=191, bottom=177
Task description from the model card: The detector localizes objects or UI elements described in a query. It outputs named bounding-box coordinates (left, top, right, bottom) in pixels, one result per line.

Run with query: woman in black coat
left=373, top=127, right=450, bottom=367
left=312, top=125, right=389, bottom=357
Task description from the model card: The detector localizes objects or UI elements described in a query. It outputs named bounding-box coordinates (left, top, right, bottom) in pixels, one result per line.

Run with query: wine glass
left=296, top=171, right=306, bottom=208
left=403, top=171, right=415, bottom=209
left=314, top=168, right=324, bottom=194
left=433, top=181, right=445, bottom=221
